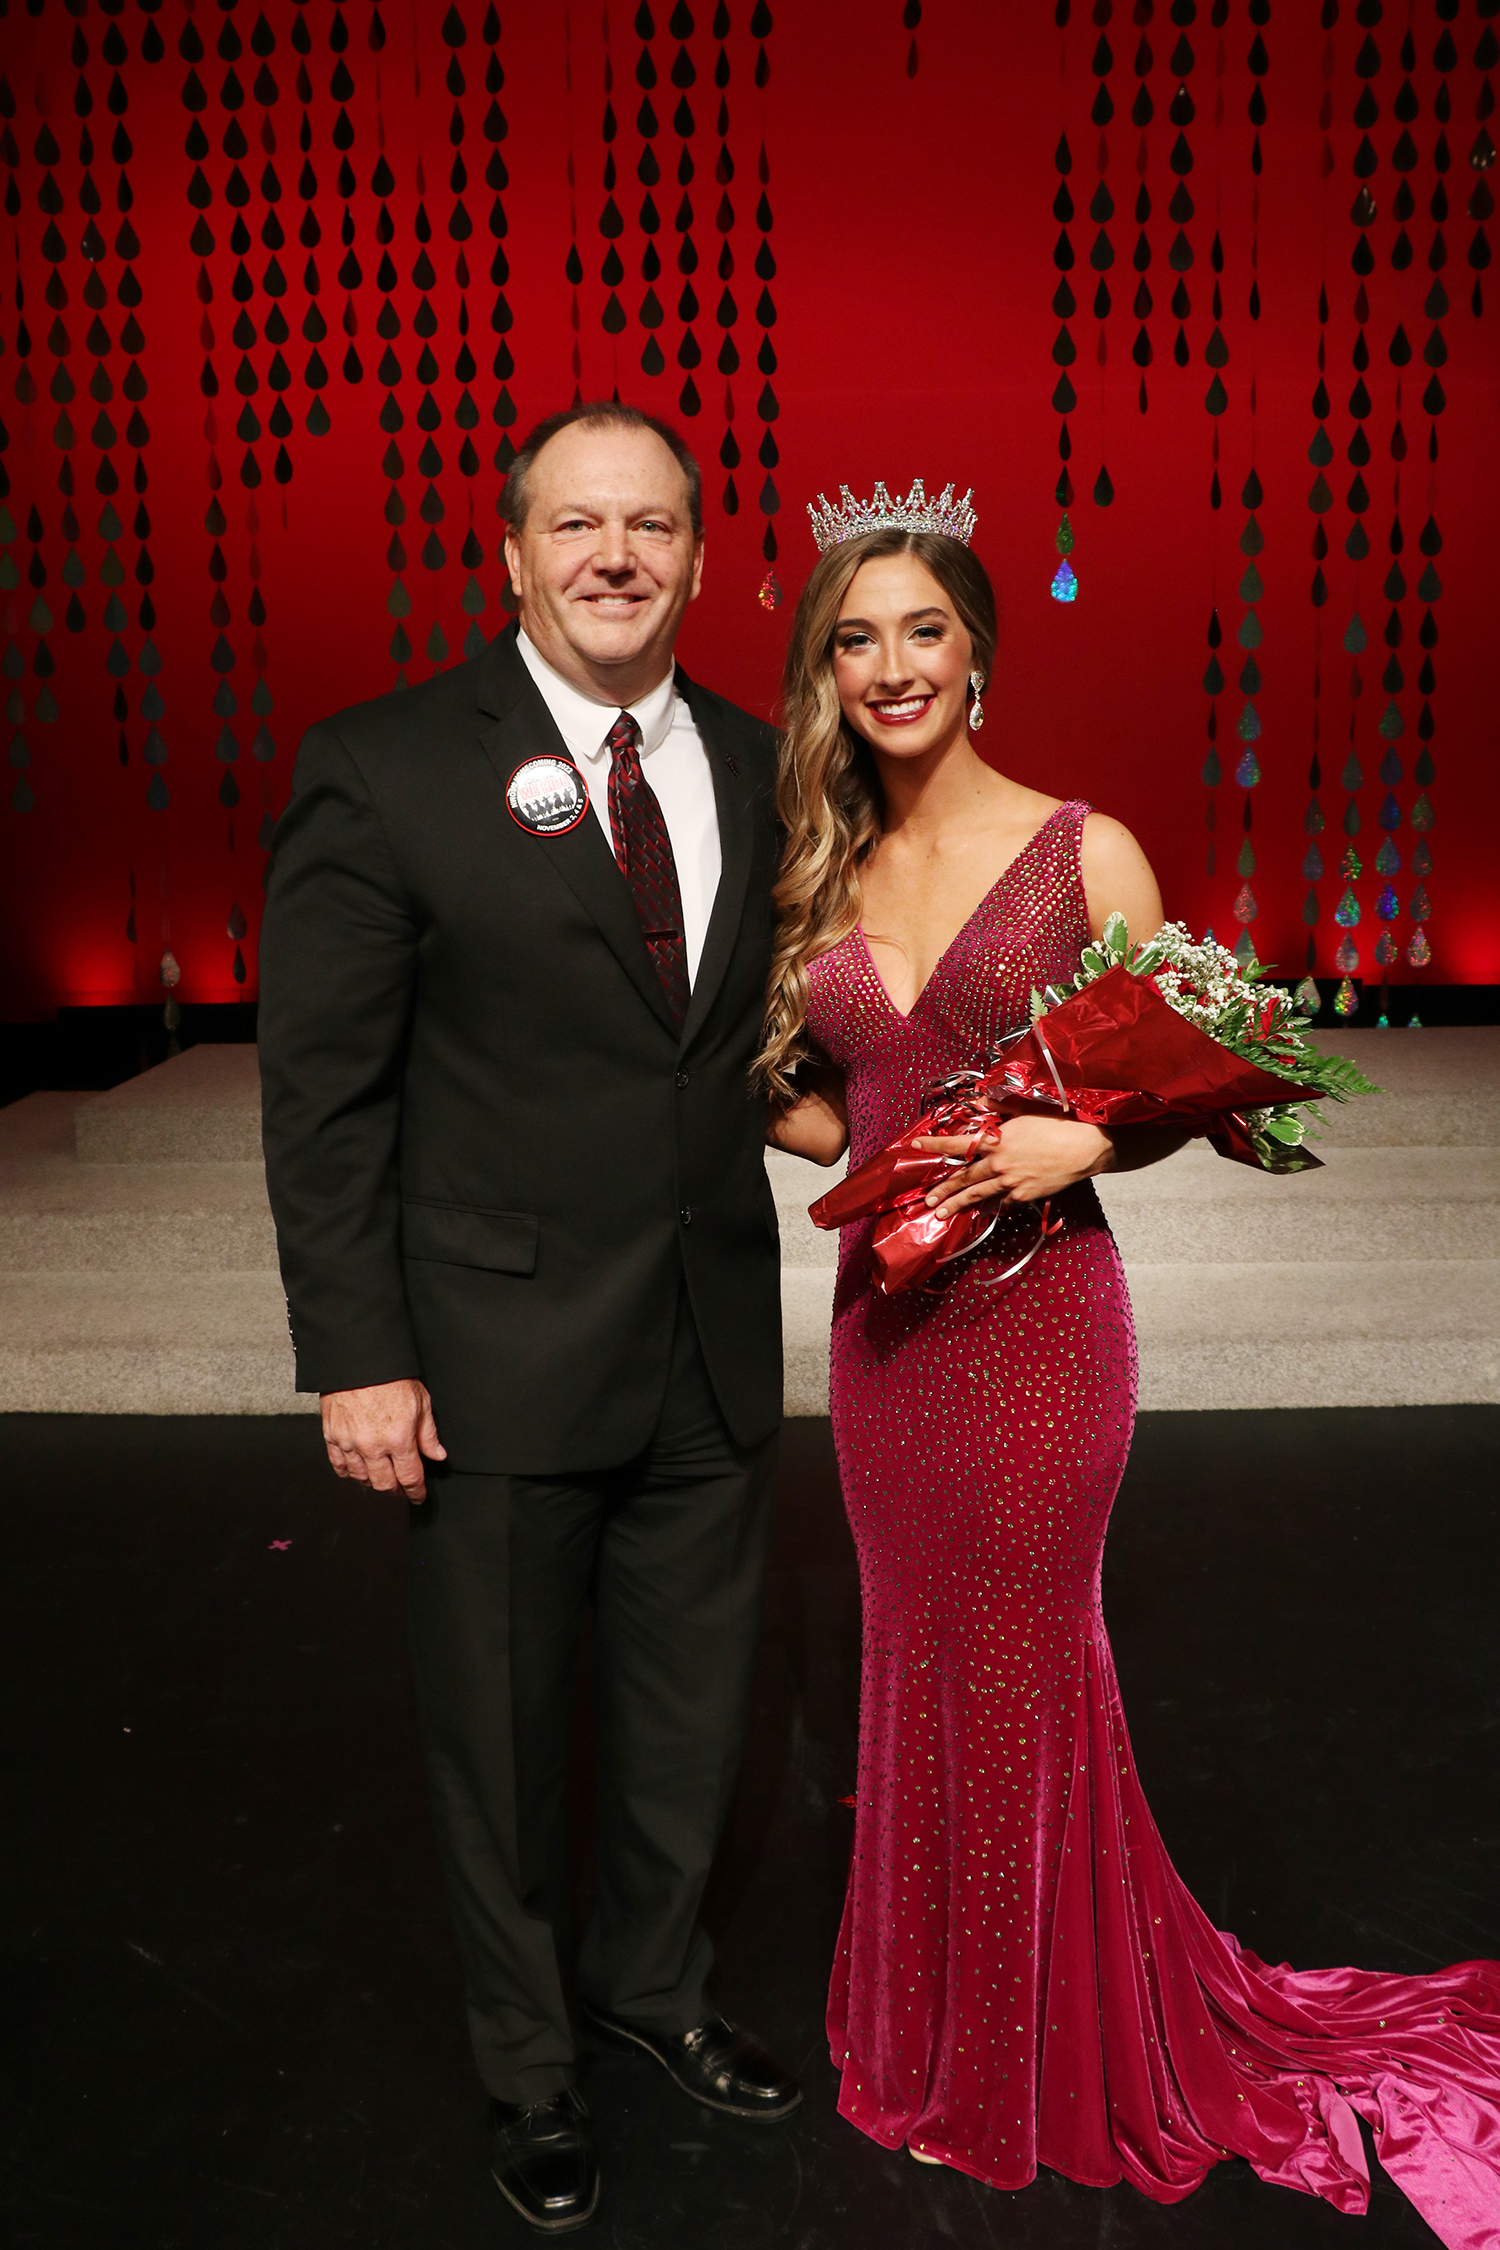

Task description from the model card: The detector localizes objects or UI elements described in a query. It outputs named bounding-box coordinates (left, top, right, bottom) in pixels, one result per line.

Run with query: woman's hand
left=914, top=1115, right=1113, bottom=1212
left=767, top=1065, right=849, bottom=1166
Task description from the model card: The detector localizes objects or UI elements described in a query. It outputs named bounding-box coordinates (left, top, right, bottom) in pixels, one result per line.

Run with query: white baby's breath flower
left=1031, top=917, right=1379, bottom=1148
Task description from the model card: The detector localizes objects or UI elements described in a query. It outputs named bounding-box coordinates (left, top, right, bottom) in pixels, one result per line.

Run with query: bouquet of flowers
left=808, top=917, right=1377, bottom=1295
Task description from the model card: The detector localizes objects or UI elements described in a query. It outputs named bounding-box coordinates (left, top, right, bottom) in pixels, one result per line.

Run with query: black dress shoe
left=490, top=2087, right=599, bottom=2234
left=584, top=2008, right=802, bottom=2122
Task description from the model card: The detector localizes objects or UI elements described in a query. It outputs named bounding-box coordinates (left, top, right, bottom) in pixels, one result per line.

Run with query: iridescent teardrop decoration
left=1334, top=973, right=1359, bottom=1015
left=159, top=948, right=183, bottom=1035
left=1050, top=558, right=1079, bottom=602
left=757, top=570, right=782, bottom=610
left=1293, top=974, right=1322, bottom=1017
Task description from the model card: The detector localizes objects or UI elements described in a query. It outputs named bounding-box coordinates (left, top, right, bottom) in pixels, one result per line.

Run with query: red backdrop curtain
left=1, top=0, right=1496, bottom=1017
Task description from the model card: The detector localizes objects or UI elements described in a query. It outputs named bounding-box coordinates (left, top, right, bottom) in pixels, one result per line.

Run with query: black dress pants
left=406, top=1290, right=778, bottom=2106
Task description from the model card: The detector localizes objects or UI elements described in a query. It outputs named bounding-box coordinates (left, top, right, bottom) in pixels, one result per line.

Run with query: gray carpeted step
left=1295, top=1027, right=1500, bottom=1146
left=0, top=1271, right=309, bottom=1414
left=6, top=1256, right=1491, bottom=1416
left=74, top=1044, right=264, bottom=1163
left=779, top=1259, right=1499, bottom=1411
left=0, top=1165, right=278, bottom=1271
left=768, top=1145, right=1500, bottom=1266
left=0, top=1091, right=276, bottom=1270
left=1131, top=1249, right=1500, bottom=1407
left=1097, top=1144, right=1500, bottom=1263
left=2, top=1031, right=1495, bottom=1416
left=60, top=1029, right=1500, bottom=1165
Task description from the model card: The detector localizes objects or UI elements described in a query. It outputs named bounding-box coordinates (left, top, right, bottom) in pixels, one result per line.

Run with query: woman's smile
left=866, top=693, right=936, bottom=726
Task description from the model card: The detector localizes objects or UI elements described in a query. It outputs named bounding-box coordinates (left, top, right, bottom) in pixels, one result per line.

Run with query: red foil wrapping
left=809, top=964, right=1324, bottom=1294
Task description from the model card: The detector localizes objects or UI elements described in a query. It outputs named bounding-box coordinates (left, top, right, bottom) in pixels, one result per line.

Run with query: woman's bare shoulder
left=1080, top=807, right=1150, bottom=870
left=1079, top=811, right=1163, bottom=940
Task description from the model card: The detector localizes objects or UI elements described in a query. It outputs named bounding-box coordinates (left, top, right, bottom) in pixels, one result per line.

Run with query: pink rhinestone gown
left=803, top=801, right=1500, bottom=2244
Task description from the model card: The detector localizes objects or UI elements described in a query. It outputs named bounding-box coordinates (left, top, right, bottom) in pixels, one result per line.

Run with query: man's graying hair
left=499, top=401, right=704, bottom=537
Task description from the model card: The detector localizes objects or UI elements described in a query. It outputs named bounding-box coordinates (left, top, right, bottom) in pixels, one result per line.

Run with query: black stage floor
left=4, top=1407, right=1498, bottom=2250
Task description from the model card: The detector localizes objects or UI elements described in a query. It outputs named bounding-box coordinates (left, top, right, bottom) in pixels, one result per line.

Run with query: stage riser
left=1, top=1038, right=1495, bottom=1415
left=5, top=1163, right=1496, bottom=1272
left=0, top=1190, right=276, bottom=1272
left=779, top=1268, right=1499, bottom=1415
left=73, top=1047, right=268, bottom=1165
left=61, top=1033, right=1500, bottom=1165
left=775, top=1149, right=1500, bottom=1269
left=8, top=1266, right=1487, bottom=1416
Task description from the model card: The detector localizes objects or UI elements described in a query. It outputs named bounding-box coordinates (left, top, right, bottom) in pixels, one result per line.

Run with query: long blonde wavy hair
left=754, top=528, right=999, bottom=1101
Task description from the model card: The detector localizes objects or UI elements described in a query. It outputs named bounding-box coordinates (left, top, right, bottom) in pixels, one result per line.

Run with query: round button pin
left=505, top=755, right=590, bottom=836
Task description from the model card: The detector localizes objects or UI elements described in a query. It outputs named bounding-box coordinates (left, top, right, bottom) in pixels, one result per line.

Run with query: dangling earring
left=968, top=670, right=986, bottom=731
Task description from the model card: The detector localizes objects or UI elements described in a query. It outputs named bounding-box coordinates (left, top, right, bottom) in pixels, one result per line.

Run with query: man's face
left=503, top=422, right=704, bottom=692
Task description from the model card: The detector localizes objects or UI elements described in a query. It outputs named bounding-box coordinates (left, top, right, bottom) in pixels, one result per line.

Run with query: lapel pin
left=505, top=755, right=590, bottom=836
left=725, top=754, right=739, bottom=775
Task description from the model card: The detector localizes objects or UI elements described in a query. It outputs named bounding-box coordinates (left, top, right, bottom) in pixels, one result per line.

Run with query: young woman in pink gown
left=761, top=501, right=1500, bottom=2247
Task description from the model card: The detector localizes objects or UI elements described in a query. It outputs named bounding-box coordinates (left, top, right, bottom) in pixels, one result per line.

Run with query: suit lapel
left=475, top=629, right=679, bottom=1037
left=677, top=669, right=756, bottom=1053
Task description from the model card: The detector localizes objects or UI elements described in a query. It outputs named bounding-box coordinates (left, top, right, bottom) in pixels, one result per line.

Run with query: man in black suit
left=259, top=403, right=795, bottom=2234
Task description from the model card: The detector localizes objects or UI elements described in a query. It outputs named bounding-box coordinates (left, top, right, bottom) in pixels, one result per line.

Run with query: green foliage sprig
left=1030, top=917, right=1378, bottom=1171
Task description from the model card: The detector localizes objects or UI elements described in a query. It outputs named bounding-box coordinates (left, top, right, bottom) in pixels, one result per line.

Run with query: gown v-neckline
left=857, top=804, right=1070, bottom=1024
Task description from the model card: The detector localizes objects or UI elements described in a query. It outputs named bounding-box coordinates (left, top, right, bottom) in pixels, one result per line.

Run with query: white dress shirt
left=515, top=628, right=722, bottom=987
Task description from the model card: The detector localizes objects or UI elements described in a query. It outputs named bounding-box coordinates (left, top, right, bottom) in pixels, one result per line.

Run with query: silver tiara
left=806, top=477, right=978, bottom=554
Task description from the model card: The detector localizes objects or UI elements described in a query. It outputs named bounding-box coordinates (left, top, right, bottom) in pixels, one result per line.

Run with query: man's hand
left=320, top=1379, right=447, bottom=1502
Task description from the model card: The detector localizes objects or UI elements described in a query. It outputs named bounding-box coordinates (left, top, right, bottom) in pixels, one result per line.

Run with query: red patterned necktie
left=604, top=710, right=690, bottom=1026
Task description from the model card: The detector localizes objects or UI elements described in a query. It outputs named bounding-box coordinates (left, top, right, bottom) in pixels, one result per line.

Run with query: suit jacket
left=258, top=624, right=783, bottom=1474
